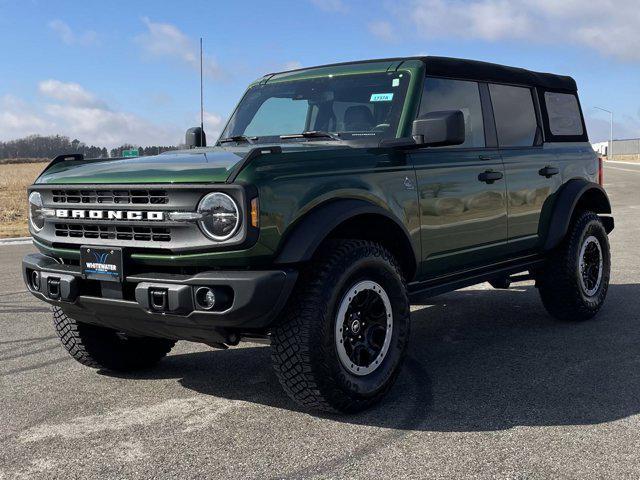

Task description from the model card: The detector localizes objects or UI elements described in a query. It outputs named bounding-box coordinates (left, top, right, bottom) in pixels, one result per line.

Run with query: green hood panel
left=35, top=150, right=245, bottom=185
left=35, top=144, right=353, bottom=185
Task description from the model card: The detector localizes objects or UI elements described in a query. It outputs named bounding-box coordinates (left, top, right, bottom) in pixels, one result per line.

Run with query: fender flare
left=542, top=179, right=613, bottom=251
left=275, top=199, right=417, bottom=271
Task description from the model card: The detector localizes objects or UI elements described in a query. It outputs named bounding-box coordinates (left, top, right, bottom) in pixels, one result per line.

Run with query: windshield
left=220, top=72, right=410, bottom=145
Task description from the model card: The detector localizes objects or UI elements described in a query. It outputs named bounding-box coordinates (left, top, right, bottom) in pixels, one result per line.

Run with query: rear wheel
left=271, top=240, right=410, bottom=413
left=537, top=211, right=610, bottom=321
left=53, top=306, right=176, bottom=371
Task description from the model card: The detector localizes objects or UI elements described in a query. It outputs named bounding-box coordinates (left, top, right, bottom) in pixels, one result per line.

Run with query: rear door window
left=544, top=92, right=584, bottom=136
left=419, top=78, right=485, bottom=148
left=489, top=84, right=538, bottom=147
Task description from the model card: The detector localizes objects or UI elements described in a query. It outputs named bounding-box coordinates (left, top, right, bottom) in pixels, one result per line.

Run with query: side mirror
left=185, top=127, right=207, bottom=148
left=412, top=110, right=465, bottom=147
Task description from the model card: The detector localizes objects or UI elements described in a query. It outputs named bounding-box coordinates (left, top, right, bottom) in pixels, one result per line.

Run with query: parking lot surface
left=1, top=162, right=640, bottom=479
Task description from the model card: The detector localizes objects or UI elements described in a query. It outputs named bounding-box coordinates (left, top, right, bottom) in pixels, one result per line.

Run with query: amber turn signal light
left=250, top=197, right=259, bottom=228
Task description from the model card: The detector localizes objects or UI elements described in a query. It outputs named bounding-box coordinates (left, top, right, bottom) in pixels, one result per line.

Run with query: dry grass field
left=0, top=162, right=47, bottom=238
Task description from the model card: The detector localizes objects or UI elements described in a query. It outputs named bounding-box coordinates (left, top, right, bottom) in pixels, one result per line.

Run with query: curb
left=0, top=237, right=32, bottom=245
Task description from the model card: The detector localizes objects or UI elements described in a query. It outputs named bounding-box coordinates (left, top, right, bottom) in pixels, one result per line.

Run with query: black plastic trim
left=479, top=82, right=498, bottom=148
left=274, top=199, right=418, bottom=277
left=408, top=254, right=544, bottom=301
left=23, top=253, right=298, bottom=339
left=541, top=179, right=612, bottom=251
left=226, top=146, right=282, bottom=183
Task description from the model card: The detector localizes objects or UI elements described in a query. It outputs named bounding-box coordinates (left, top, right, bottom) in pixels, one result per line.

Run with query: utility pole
left=595, top=107, right=613, bottom=160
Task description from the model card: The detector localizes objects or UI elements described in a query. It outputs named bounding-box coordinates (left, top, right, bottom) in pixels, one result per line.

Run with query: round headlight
left=28, top=191, right=45, bottom=231
left=197, top=192, right=240, bottom=241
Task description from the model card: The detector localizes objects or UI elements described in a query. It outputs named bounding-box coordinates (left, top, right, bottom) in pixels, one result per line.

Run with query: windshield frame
left=217, top=67, right=421, bottom=147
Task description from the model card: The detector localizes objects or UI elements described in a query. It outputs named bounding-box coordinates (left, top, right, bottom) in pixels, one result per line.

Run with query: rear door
left=489, top=83, right=563, bottom=253
left=410, top=77, right=508, bottom=277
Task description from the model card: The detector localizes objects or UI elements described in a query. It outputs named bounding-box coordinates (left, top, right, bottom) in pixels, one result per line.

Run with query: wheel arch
left=541, top=179, right=613, bottom=251
left=274, top=199, right=418, bottom=281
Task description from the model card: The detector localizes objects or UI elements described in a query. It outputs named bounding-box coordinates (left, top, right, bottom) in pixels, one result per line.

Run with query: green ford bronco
left=23, top=57, right=613, bottom=413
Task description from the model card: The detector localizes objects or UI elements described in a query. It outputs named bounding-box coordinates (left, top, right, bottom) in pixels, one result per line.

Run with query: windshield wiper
left=280, top=131, right=340, bottom=141
left=218, top=135, right=256, bottom=144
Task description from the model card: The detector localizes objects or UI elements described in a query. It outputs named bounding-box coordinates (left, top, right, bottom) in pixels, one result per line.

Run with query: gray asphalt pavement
left=2, top=162, right=640, bottom=479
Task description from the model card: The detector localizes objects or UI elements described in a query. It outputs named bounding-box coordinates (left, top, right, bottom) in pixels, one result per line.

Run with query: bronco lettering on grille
left=54, top=210, right=164, bottom=221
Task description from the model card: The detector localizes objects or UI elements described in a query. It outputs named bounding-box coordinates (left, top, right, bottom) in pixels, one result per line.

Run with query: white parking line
left=0, top=237, right=32, bottom=246
left=605, top=160, right=640, bottom=166
left=606, top=166, right=640, bottom=174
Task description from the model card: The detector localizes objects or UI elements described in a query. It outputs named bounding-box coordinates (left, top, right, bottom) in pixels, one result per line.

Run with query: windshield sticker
left=370, top=93, right=394, bottom=102
left=392, top=78, right=400, bottom=87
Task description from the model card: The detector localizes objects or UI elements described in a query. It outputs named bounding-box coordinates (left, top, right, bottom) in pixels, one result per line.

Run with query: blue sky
left=0, top=0, right=638, bottom=147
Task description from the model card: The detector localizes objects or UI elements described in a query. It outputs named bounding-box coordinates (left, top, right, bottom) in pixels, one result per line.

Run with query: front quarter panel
left=239, top=147, right=420, bottom=261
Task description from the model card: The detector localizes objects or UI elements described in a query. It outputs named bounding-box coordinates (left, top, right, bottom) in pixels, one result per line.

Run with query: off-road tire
left=53, top=306, right=176, bottom=371
left=537, top=211, right=610, bottom=321
left=271, top=240, right=410, bottom=413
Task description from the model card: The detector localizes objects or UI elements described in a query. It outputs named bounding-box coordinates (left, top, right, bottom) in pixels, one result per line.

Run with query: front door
left=410, top=78, right=508, bottom=278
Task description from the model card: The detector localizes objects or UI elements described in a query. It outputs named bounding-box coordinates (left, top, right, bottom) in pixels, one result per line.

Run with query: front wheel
left=53, top=307, right=176, bottom=371
left=537, top=211, right=611, bottom=321
left=271, top=240, right=410, bottom=413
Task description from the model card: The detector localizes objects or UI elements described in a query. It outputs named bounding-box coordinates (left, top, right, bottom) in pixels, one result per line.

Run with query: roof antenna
left=200, top=37, right=204, bottom=133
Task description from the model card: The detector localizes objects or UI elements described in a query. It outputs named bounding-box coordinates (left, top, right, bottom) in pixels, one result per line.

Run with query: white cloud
left=0, top=81, right=217, bottom=148
left=282, top=61, right=303, bottom=71
left=136, top=17, right=224, bottom=79
left=203, top=111, right=223, bottom=129
left=368, top=21, right=396, bottom=43
left=202, top=111, right=224, bottom=141
left=0, top=95, right=55, bottom=138
left=309, top=0, right=348, bottom=12
left=403, top=0, right=640, bottom=61
left=38, top=79, right=106, bottom=109
left=48, top=19, right=98, bottom=46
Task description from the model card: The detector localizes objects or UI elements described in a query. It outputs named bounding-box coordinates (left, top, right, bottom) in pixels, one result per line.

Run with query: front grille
left=51, top=189, right=168, bottom=205
left=54, top=223, right=171, bottom=242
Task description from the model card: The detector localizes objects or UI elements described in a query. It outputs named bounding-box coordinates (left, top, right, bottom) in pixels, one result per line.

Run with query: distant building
left=592, top=141, right=608, bottom=156
left=591, top=138, right=640, bottom=160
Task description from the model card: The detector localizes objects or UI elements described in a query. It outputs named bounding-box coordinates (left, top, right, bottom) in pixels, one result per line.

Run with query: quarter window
left=419, top=78, right=485, bottom=148
left=544, top=92, right=584, bottom=136
left=489, top=84, right=538, bottom=147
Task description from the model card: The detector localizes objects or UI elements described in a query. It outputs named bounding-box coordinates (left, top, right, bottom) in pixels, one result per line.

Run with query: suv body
left=23, top=57, right=613, bottom=412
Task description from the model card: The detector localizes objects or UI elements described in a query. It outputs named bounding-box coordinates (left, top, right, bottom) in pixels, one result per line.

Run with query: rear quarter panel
left=552, top=142, right=599, bottom=183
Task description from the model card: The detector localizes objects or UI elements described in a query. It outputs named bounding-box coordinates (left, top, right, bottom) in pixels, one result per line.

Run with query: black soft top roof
left=268, top=56, right=578, bottom=92
left=421, top=56, right=577, bottom=92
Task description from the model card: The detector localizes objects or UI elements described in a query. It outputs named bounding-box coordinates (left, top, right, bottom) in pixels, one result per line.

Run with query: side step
left=408, top=255, right=544, bottom=303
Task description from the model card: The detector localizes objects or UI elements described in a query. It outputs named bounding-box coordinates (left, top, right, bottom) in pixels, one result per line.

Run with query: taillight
left=598, top=157, right=604, bottom=186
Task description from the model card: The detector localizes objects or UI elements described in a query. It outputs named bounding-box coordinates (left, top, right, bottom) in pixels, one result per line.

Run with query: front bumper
left=23, top=253, right=297, bottom=344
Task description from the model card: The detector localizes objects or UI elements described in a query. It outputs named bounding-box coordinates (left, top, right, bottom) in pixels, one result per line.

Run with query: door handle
left=478, top=155, right=494, bottom=161
left=538, top=166, right=559, bottom=178
left=478, top=170, right=503, bottom=184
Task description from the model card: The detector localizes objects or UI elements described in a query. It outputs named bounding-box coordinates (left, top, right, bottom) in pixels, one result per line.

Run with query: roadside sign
left=122, top=149, right=139, bottom=158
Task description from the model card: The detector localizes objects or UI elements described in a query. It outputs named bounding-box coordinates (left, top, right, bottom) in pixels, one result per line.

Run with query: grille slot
left=51, top=189, right=168, bottom=205
left=54, top=223, right=171, bottom=242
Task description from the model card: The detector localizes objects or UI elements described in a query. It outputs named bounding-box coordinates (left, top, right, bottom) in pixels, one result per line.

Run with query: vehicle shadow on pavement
left=109, top=283, right=640, bottom=432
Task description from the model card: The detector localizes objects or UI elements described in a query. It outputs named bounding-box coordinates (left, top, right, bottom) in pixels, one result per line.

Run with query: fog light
left=31, top=270, right=40, bottom=291
left=195, top=287, right=216, bottom=310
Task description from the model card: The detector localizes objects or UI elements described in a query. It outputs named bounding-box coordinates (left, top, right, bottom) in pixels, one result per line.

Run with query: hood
left=35, top=149, right=245, bottom=184
left=35, top=143, right=352, bottom=185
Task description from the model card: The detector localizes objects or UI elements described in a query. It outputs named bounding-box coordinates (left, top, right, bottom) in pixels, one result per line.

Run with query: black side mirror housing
left=186, top=127, right=207, bottom=148
left=412, top=110, right=465, bottom=147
